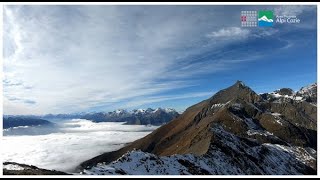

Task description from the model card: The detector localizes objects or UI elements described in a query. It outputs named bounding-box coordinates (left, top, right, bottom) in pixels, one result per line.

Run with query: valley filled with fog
left=2, top=119, right=159, bottom=173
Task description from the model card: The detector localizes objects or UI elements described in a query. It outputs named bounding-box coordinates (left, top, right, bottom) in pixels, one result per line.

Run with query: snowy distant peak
left=296, top=83, right=317, bottom=104
left=131, top=108, right=178, bottom=115
left=132, top=108, right=153, bottom=114
left=145, top=108, right=154, bottom=113
left=152, top=108, right=176, bottom=113
left=297, top=83, right=317, bottom=96
left=258, top=15, right=273, bottom=22
left=164, top=108, right=176, bottom=113
left=265, top=91, right=303, bottom=103
left=110, top=108, right=179, bottom=115
left=153, top=108, right=162, bottom=112
left=263, top=83, right=317, bottom=104
left=114, top=109, right=128, bottom=114
left=274, top=88, right=294, bottom=96
left=132, top=109, right=146, bottom=114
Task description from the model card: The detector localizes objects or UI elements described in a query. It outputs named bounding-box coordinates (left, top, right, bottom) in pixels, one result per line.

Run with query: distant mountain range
left=3, top=81, right=317, bottom=175
left=260, top=83, right=317, bottom=105
left=3, top=108, right=180, bottom=127
left=3, top=117, right=54, bottom=129
left=81, top=108, right=179, bottom=125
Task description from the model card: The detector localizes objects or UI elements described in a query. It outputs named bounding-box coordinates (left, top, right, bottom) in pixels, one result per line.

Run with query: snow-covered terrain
left=82, top=125, right=316, bottom=175
left=268, top=92, right=303, bottom=101
left=2, top=119, right=159, bottom=173
left=297, top=83, right=317, bottom=96
left=263, top=83, right=317, bottom=103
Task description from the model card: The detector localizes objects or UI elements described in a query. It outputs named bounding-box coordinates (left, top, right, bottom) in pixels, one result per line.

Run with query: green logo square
left=258, top=11, right=274, bottom=27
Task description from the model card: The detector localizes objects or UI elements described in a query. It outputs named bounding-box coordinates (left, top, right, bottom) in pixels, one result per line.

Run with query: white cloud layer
left=2, top=119, right=159, bottom=172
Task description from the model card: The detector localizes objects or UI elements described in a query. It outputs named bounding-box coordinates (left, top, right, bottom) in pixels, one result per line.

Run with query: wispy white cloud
left=274, top=5, right=314, bottom=16
left=3, top=6, right=200, bottom=114
left=206, top=27, right=250, bottom=40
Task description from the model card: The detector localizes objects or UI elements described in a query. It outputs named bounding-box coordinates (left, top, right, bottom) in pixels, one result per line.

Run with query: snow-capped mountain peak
left=297, top=83, right=317, bottom=96
left=114, top=109, right=127, bottom=114
left=135, top=109, right=146, bottom=113
left=164, top=108, right=176, bottom=113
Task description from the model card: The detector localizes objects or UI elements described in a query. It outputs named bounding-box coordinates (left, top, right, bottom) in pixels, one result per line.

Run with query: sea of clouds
left=2, top=119, right=159, bottom=173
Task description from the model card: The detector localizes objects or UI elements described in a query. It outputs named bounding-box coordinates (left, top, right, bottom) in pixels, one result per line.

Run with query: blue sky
left=3, top=5, right=317, bottom=115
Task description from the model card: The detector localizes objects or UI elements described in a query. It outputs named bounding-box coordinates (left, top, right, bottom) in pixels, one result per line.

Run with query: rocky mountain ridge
left=79, top=81, right=317, bottom=175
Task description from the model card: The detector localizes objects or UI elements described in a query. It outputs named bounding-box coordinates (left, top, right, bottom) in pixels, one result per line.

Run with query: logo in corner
left=258, top=11, right=274, bottom=27
left=241, top=11, right=257, bottom=27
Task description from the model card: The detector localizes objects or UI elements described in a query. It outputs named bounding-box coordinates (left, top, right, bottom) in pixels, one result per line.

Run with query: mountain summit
left=208, top=80, right=263, bottom=104
left=79, top=81, right=317, bottom=175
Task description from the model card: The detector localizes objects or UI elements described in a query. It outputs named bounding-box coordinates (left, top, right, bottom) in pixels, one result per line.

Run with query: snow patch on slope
left=3, top=164, right=26, bottom=171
